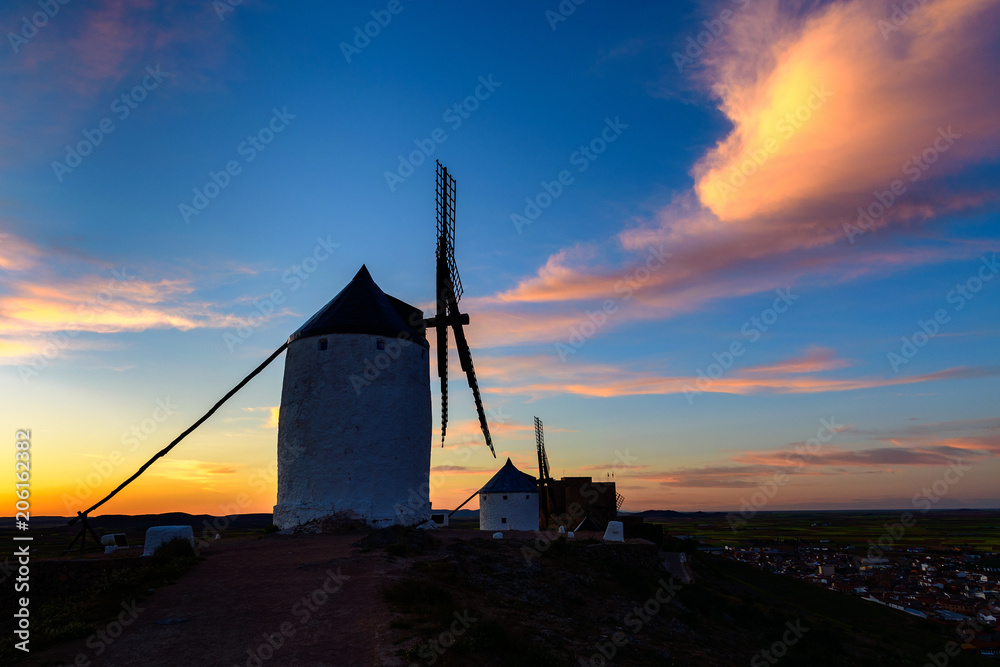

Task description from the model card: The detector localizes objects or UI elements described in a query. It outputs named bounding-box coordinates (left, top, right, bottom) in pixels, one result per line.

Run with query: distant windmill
left=66, top=161, right=495, bottom=550
left=535, top=416, right=555, bottom=526
left=532, top=416, right=624, bottom=532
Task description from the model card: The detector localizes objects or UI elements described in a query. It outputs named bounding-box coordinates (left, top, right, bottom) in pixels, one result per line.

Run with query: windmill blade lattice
left=430, top=161, right=495, bottom=456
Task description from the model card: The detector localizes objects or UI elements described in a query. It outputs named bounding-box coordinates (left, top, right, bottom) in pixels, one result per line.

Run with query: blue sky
left=2, top=0, right=998, bottom=515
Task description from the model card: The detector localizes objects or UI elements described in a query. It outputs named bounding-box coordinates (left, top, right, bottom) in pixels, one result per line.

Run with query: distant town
left=662, top=510, right=1000, bottom=659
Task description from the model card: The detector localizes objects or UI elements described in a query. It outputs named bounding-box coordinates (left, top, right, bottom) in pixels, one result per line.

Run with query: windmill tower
left=479, top=458, right=539, bottom=531
left=271, top=265, right=432, bottom=529
left=273, top=161, right=494, bottom=529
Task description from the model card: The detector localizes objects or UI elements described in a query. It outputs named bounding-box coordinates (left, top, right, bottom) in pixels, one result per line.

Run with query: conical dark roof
left=288, top=265, right=427, bottom=347
left=480, top=458, right=538, bottom=494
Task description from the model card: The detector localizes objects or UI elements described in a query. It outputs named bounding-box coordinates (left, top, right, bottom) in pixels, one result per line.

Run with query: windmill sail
left=430, top=161, right=495, bottom=456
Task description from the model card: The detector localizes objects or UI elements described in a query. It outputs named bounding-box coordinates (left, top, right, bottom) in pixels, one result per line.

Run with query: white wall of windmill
left=273, top=332, right=431, bottom=529
left=479, top=491, right=539, bottom=531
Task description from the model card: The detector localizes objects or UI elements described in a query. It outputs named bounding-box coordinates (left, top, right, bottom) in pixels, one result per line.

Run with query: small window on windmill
left=376, top=338, right=385, bottom=350
left=502, top=495, right=508, bottom=500
left=501, top=517, right=507, bottom=524
left=318, top=338, right=328, bottom=351
left=525, top=495, right=530, bottom=500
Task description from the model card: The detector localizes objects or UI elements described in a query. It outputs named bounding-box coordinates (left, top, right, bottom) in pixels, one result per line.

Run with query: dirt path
left=25, top=534, right=406, bottom=667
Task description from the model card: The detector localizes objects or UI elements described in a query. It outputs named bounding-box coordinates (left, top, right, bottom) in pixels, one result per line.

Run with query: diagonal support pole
left=68, top=342, right=288, bottom=531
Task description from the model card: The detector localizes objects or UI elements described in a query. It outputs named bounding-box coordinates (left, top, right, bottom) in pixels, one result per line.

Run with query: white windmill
left=273, top=161, right=496, bottom=528
left=65, top=162, right=495, bottom=550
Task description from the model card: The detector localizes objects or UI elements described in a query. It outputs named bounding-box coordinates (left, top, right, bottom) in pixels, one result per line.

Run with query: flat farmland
left=644, top=509, right=1000, bottom=551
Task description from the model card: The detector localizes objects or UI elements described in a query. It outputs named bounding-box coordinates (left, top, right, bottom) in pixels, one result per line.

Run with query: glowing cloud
left=693, top=0, right=1000, bottom=224
left=474, top=351, right=1000, bottom=399
left=471, top=0, right=1000, bottom=353
left=0, top=232, right=249, bottom=364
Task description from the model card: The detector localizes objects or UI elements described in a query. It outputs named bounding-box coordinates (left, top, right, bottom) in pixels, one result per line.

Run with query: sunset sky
left=2, top=0, right=998, bottom=518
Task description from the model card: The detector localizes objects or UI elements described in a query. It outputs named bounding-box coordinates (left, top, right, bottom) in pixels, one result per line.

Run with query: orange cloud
left=628, top=419, right=1000, bottom=490
left=147, top=459, right=240, bottom=484
left=0, top=230, right=44, bottom=270
left=243, top=406, right=280, bottom=430
left=0, top=231, right=254, bottom=364
left=693, top=0, right=1000, bottom=223
left=744, top=346, right=851, bottom=374
left=463, top=0, right=1000, bottom=355
left=474, top=351, right=1000, bottom=399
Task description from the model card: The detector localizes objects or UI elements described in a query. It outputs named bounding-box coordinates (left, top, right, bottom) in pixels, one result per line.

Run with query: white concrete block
left=142, top=526, right=195, bottom=556
left=603, top=520, right=625, bottom=543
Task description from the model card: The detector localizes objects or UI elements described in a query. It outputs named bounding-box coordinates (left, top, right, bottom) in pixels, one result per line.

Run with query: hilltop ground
left=3, top=517, right=995, bottom=666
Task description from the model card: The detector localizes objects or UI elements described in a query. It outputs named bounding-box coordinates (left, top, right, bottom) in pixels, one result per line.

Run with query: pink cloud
left=473, top=350, right=1000, bottom=399
left=0, top=231, right=255, bottom=363
left=693, top=0, right=1000, bottom=224
left=1, top=0, right=234, bottom=164
left=631, top=420, right=1000, bottom=489
left=467, top=0, right=1000, bottom=354
left=744, top=346, right=851, bottom=374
